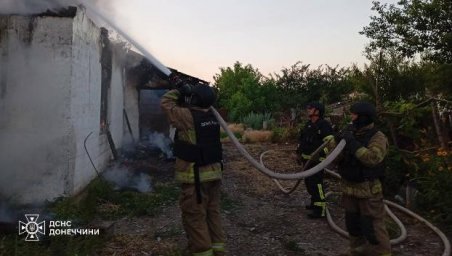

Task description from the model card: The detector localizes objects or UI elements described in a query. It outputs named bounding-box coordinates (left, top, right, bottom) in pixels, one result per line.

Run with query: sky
left=102, top=0, right=398, bottom=82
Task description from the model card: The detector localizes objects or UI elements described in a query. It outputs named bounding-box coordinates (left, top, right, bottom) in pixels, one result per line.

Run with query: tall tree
left=361, top=0, right=452, bottom=63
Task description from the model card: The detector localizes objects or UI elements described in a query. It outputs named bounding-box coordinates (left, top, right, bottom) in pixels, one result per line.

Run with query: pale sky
left=104, top=0, right=397, bottom=82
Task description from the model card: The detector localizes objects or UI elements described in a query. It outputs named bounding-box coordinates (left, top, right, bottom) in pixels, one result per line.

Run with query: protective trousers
left=342, top=193, right=391, bottom=256
left=304, top=165, right=326, bottom=216
left=180, top=180, right=225, bottom=256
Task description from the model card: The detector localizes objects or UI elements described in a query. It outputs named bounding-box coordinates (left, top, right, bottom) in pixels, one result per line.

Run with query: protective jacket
left=297, top=119, right=334, bottom=161
left=174, top=109, right=222, bottom=167
left=337, top=123, right=391, bottom=255
left=160, top=90, right=223, bottom=184
left=161, top=89, right=225, bottom=255
left=338, top=127, right=385, bottom=182
left=338, top=123, right=389, bottom=198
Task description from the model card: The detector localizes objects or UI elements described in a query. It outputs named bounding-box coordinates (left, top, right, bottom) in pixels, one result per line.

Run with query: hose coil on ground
left=212, top=107, right=451, bottom=256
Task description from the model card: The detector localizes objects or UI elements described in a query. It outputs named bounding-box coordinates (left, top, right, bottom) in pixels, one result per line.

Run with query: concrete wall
left=0, top=15, right=75, bottom=204
left=0, top=8, right=135, bottom=204
left=70, top=9, right=109, bottom=194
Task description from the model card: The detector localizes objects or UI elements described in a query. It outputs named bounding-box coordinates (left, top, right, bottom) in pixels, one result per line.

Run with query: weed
left=221, top=192, right=241, bottom=212
left=283, top=240, right=305, bottom=253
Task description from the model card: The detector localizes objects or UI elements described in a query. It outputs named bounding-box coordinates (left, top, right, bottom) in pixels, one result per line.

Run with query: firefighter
left=161, top=83, right=225, bottom=256
left=336, top=102, right=391, bottom=256
left=296, top=102, right=334, bottom=218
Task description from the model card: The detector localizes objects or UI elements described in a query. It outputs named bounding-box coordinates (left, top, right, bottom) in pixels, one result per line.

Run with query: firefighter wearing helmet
left=335, top=101, right=391, bottom=256
left=161, top=81, right=225, bottom=256
left=296, top=102, right=334, bottom=218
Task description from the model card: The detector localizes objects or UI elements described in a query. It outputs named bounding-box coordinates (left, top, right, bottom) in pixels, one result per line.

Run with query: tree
left=213, top=62, right=279, bottom=121
left=349, top=51, right=426, bottom=104
left=272, top=62, right=311, bottom=110
left=361, top=0, right=452, bottom=64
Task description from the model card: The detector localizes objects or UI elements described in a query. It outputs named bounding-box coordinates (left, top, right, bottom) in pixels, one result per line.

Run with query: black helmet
left=191, top=84, right=216, bottom=108
left=350, top=102, right=376, bottom=128
left=306, top=102, right=325, bottom=118
left=350, top=102, right=376, bottom=119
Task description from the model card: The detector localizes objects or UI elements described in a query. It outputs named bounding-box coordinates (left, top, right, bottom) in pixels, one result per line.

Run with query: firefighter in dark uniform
left=161, top=83, right=225, bottom=256
left=336, top=102, right=391, bottom=256
left=296, top=102, right=334, bottom=218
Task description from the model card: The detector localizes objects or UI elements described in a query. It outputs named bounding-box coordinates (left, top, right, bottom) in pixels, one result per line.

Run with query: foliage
left=349, top=52, right=426, bottom=103
left=241, top=112, right=272, bottom=130
left=411, top=149, right=452, bottom=228
left=271, top=126, right=299, bottom=143
left=361, top=0, right=452, bottom=63
left=381, top=100, right=430, bottom=140
left=220, top=192, right=242, bottom=212
left=271, top=62, right=353, bottom=109
left=0, top=234, right=106, bottom=256
left=214, top=61, right=355, bottom=122
left=51, top=178, right=179, bottom=222
left=213, top=62, right=279, bottom=121
left=383, top=146, right=408, bottom=197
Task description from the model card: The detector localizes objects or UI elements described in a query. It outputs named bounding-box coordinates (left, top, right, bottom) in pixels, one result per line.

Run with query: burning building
left=0, top=6, right=142, bottom=205
left=0, top=4, right=207, bottom=206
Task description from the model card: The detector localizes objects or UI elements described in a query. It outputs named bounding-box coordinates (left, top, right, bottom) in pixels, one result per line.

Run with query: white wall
left=0, top=15, right=75, bottom=204
left=70, top=9, right=110, bottom=194
left=0, top=8, right=132, bottom=204
left=108, top=53, right=125, bottom=151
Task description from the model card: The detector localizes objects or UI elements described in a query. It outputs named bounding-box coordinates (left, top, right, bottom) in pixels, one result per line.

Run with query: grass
left=51, top=178, right=179, bottom=222
left=283, top=239, right=306, bottom=253
left=0, top=177, right=180, bottom=256
left=0, top=233, right=107, bottom=256
left=220, top=192, right=242, bottom=212
left=154, top=225, right=184, bottom=239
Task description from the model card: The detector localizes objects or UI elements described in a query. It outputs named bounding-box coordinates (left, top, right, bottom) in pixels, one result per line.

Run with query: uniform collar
left=355, top=123, right=374, bottom=135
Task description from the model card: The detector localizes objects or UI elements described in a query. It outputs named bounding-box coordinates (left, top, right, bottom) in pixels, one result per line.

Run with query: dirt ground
left=99, top=142, right=448, bottom=256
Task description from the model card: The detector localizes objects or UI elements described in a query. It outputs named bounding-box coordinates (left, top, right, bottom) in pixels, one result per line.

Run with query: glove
left=176, top=83, right=193, bottom=96
left=334, top=124, right=355, bottom=142
left=341, top=131, right=362, bottom=154
left=168, top=73, right=184, bottom=88
left=341, top=131, right=354, bottom=144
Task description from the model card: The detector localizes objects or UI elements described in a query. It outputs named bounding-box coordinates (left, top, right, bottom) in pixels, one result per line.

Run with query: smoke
left=0, top=202, right=15, bottom=222
left=102, top=165, right=153, bottom=193
left=0, top=0, right=115, bottom=19
left=149, top=132, right=174, bottom=159
left=0, top=0, right=74, bottom=15
left=77, top=0, right=172, bottom=75
left=0, top=31, right=77, bottom=204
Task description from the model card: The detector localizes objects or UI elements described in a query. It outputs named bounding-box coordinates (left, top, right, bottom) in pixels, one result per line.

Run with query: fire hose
left=76, top=3, right=450, bottom=254
left=211, top=106, right=450, bottom=255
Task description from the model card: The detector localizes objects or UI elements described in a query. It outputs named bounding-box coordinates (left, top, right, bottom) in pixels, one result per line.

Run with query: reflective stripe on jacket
left=160, top=89, right=223, bottom=184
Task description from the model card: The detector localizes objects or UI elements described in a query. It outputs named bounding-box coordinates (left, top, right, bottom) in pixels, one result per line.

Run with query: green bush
left=383, top=146, right=409, bottom=197
left=412, top=150, right=452, bottom=229
left=241, top=112, right=272, bottom=130
left=270, top=126, right=298, bottom=143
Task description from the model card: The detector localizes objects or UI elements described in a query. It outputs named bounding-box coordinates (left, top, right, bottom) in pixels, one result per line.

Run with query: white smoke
left=149, top=132, right=174, bottom=159
left=102, top=165, right=153, bottom=193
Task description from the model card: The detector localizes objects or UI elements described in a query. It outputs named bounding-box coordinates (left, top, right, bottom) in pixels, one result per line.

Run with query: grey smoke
left=0, top=0, right=74, bottom=15
left=102, top=165, right=153, bottom=193
left=0, top=202, right=15, bottom=222
left=0, top=0, right=114, bottom=18
left=149, top=132, right=174, bottom=159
